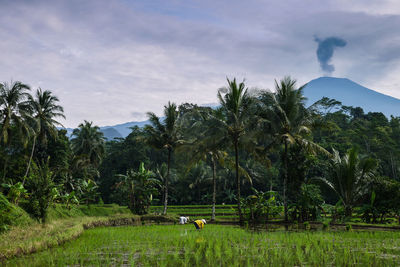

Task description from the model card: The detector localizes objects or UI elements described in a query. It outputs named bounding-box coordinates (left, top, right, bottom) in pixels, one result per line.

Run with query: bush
left=0, top=193, right=33, bottom=232
left=322, top=221, right=330, bottom=231
left=25, top=161, right=55, bottom=223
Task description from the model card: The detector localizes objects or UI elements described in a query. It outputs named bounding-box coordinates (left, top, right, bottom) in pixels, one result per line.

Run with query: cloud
left=0, top=0, right=400, bottom=127
left=314, top=37, right=347, bottom=75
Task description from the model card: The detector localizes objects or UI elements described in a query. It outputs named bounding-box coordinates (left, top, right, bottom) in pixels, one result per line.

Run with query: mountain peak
left=304, top=77, right=400, bottom=117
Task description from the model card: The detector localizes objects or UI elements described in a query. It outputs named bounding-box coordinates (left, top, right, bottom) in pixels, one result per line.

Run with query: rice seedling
left=6, top=224, right=400, bottom=266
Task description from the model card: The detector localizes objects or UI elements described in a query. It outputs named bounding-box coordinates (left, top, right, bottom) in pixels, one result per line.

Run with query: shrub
left=322, top=221, right=330, bottom=231
left=0, top=193, right=32, bottom=232
left=115, top=163, right=159, bottom=215
left=25, top=161, right=55, bottom=223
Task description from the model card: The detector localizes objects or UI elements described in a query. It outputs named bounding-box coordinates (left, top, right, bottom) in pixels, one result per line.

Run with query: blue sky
left=1, top=0, right=400, bottom=127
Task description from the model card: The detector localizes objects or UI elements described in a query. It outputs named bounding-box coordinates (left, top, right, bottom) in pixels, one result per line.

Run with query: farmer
left=193, top=219, right=206, bottom=230
left=179, top=216, right=189, bottom=224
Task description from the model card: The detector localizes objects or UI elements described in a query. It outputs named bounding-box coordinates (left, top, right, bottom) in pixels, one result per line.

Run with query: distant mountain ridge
left=63, top=120, right=149, bottom=140
left=63, top=77, right=400, bottom=140
left=303, top=77, right=400, bottom=117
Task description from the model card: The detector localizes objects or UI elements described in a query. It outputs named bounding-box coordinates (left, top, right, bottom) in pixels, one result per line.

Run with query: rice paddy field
left=149, top=205, right=240, bottom=221
left=6, top=224, right=400, bottom=266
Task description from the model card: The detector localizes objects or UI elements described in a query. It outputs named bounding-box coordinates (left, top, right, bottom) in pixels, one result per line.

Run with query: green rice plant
left=6, top=224, right=400, bottom=266
left=322, top=220, right=330, bottom=230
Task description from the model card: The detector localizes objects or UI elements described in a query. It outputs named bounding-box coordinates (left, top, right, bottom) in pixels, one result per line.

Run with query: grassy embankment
left=7, top=224, right=400, bottom=266
left=0, top=196, right=178, bottom=260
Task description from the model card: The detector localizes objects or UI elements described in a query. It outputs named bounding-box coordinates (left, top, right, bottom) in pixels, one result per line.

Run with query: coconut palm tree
left=24, top=88, right=65, bottom=178
left=71, top=121, right=105, bottom=169
left=318, top=148, right=376, bottom=217
left=208, top=78, right=255, bottom=223
left=258, top=76, right=330, bottom=221
left=181, top=107, right=228, bottom=221
left=144, top=102, right=183, bottom=214
left=0, top=81, right=31, bottom=144
left=0, top=81, right=32, bottom=180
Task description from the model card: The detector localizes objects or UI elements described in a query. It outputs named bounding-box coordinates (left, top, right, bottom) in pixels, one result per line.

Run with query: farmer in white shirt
left=179, top=216, right=189, bottom=224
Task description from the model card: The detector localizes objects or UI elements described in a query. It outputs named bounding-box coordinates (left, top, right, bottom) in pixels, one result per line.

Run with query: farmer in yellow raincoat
left=193, top=219, right=206, bottom=230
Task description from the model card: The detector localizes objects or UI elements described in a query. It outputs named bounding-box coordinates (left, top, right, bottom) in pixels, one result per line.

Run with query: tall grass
left=7, top=225, right=400, bottom=266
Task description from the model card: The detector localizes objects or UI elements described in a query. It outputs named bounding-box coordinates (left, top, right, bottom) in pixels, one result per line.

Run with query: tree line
left=2, top=77, right=400, bottom=224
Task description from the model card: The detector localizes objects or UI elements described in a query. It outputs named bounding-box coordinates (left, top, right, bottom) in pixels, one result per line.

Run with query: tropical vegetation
left=2, top=75, right=400, bottom=228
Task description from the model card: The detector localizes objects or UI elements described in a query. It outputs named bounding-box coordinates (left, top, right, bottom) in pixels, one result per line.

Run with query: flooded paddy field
left=6, top=224, right=400, bottom=266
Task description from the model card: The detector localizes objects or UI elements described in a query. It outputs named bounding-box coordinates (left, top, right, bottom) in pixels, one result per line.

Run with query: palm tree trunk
left=163, top=148, right=171, bottom=215
left=345, top=205, right=352, bottom=218
left=234, top=139, right=243, bottom=223
left=2, top=143, right=11, bottom=182
left=2, top=156, right=8, bottom=182
left=212, top=156, right=217, bottom=222
left=23, top=136, right=36, bottom=185
left=284, top=139, right=288, bottom=222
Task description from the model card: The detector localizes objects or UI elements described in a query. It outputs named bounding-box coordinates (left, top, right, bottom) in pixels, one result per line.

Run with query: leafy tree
left=144, top=102, right=183, bottom=214
left=98, top=126, right=153, bottom=204
left=25, top=160, right=55, bottom=223
left=116, top=162, right=159, bottom=215
left=294, top=184, right=324, bottom=222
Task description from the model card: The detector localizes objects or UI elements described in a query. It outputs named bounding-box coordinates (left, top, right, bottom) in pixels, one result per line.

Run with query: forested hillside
left=2, top=77, right=400, bottom=225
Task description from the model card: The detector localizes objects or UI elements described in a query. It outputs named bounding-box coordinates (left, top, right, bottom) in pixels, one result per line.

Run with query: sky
left=1, top=0, right=400, bottom=128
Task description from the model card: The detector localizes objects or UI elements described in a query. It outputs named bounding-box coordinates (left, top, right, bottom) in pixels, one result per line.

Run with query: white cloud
left=0, top=0, right=400, bottom=127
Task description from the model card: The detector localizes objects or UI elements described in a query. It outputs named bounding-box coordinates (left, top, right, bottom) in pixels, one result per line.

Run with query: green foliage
left=1, top=181, right=27, bottom=204
left=61, top=191, right=79, bottom=209
left=116, top=162, right=159, bottom=215
left=366, top=177, right=400, bottom=223
left=0, top=192, right=33, bottom=232
left=4, top=77, right=400, bottom=227
left=258, top=76, right=330, bottom=221
left=80, top=179, right=100, bottom=204
left=322, top=220, right=330, bottom=230
left=242, top=189, right=280, bottom=223
left=71, top=121, right=105, bottom=168
left=144, top=102, right=183, bottom=215
left=25, top=161, right=55, bottom=223
left=317, top=147, right=377, bottom=217
left=292, top=184, right=324, bottom=222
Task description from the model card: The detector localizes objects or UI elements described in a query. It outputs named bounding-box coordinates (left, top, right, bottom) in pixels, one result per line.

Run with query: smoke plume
left=314, top=36, right=347, bottom=75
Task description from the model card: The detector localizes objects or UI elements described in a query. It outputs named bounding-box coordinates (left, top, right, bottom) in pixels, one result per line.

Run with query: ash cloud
left=314, top=36, right=347, bottom=75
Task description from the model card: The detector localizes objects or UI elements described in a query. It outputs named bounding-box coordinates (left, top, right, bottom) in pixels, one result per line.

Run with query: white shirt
left=179, top=217, right=188, bottom=224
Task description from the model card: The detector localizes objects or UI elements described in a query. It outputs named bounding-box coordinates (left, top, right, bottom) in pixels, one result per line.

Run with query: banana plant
left=80, top=179, right=99, bottom=205
left=116, top=162, right=159, bottom=215
left=62, top=191, right=79, bottom=209
left=1, top=181, right=27, bottom=204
